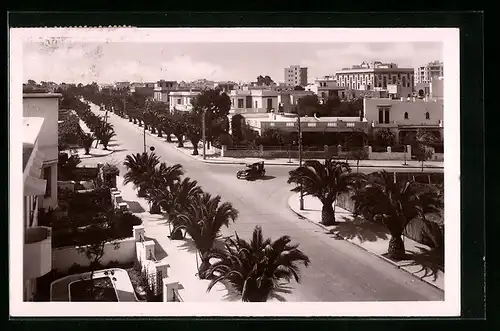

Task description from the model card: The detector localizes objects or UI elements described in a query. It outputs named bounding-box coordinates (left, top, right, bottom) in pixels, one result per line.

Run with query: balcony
left=371, top=120, right=397, bottom=128
left=24, top=226, right=52, bottom=280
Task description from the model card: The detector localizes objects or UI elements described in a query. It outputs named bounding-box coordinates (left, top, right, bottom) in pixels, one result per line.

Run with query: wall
left=52, top=237, right=136, bottom=273
left=363, top=98, right=443, bottom=126
left=368, top=151, right=407, bottom=160
left=23, top=94, right=60, bottom=164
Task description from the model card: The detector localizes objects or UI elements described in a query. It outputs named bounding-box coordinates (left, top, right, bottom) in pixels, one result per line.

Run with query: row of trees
left=122, top=152, right=310, bottom=302
left=288, top=160, right=443, bottom=260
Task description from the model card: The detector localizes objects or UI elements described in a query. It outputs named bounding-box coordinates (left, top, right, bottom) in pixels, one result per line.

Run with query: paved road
left=85, top=105, right=444, bottom=302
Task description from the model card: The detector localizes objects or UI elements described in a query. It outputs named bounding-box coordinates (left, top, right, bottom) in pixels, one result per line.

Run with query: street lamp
left=202, top=108, right=207, bottom=160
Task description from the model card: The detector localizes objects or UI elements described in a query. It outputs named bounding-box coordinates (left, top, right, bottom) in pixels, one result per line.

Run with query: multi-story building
left=22, top=93, right=61, bottom=301
left=335, top=61, right=414, bottom=92
left=114, top=81, right=131, bottom=90
left=168, top=89, right=202, bottom=112
left=153, top=80, right=178, bottom=103
left=414, top=61, right=444, bottom=85
left=229, top=88, right=279, bottom=114
left=284, top=65, right=308, bottom=87
left=305, top=76, right=346, bottom=102
left=363, top=96, right=443, bottom=144
left=130, top=82, right=155, bottom=99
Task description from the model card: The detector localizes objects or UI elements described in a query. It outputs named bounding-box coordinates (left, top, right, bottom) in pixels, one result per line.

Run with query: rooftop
left=23, top=93, right=62, bottom=99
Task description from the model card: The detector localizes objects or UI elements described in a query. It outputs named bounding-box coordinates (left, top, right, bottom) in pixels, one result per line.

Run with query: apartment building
left=153, top=80, right=178, bottom=103
left=336, top=61, right=414, bottom=92
left=22, top=93, right=61, bottom=301
left=284, top=65, right=308, bottom=87
left=414, top=61, right=444, bottom=85
left=277, top=90, right=315, bottom=113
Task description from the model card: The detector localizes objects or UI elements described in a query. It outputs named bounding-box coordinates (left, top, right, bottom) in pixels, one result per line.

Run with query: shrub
left=102, top=163, right=120, bottom=176
left=218, top=133, right=233, bottom=148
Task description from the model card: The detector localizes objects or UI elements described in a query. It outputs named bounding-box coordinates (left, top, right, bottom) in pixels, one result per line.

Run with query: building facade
left=277, top=90, right=315, bottom=113
left=305, top=76, right=346, bottom=102
left=414, top=61, right=444, bottom=85
left=168, top=90, right=201, bottom=112
left=335, top=61, right=414, bottom=92
left=229, top=89, right=279, bottom=114
left=284, top=65, right=308, bottom=87
left=22, top=93, right=60, bottom=301
left=363, top=97, right=443, bottom=144
left=153, top=80, right=178, bottom=103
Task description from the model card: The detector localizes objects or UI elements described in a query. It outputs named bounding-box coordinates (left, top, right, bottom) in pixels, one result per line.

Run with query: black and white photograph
left=10, top=27, right=461, bottom=317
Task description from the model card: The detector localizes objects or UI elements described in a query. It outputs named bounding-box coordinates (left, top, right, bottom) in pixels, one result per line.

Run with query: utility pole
left=297, top=114, right=304, bottom=210
left=202, top=108, right=206, bottom=160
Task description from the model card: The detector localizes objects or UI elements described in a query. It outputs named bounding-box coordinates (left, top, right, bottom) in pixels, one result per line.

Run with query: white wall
left=52, top=237, right=136, bottom=273
left=363, top=98, right=443, bottom=125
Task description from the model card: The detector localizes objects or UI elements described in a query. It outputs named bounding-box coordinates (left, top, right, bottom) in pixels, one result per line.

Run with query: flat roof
left=23, top=93, right=62, bottom=98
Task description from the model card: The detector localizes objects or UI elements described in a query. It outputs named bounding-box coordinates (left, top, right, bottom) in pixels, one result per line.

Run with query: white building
left=414, top=61, right=444, bottom=85
left=305, top=76, right=346, bottom=102
left=153, top=80, right=178, bottom=103
left=22, top=93, right=61, bottom=301
left=168, top=90, right=201, bottom=112
left=229, top=88, right=279, bottom=114
left=336, top=61, right=414, bottom=91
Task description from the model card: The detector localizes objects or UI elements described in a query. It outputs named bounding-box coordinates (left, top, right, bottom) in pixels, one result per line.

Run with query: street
left=85, top=105, right=444, bottom=302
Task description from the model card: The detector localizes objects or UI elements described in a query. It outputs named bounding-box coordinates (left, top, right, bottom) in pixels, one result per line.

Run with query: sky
left=23, top=42, right=443, bottom=85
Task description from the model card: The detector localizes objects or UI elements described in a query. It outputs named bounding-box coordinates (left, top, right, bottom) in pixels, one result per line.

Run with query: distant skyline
left=23, top=42, right=443, bottom=85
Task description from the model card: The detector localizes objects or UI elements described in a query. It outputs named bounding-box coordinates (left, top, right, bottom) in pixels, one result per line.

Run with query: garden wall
left=52, top=236, right=136, bottom=273
left=368, top=151, right=407, bottom=160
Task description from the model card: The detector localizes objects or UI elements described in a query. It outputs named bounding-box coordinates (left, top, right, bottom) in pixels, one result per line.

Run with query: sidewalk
left=287, top=193, right=444, bottom=291
left=108, top=111, right=444, bottom=170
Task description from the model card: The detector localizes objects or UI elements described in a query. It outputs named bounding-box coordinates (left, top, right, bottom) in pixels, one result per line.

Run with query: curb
left=286, top=194, right=444, bottom=292
left=113, top=114, right=444, bottom=170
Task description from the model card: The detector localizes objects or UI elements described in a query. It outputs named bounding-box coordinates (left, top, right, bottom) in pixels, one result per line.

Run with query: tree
left=76, top=221, right=120, bottom=299
left=297, top=94, right=322, bottom=117
left=168, top=109, right=188, bottom=147
left=293, top=85, right=305, bottom=91
left=184, top=112, right=203, bottom=155
left=259, top=128, right=284, bottom=146
left=349, top=147, right=369, bottom=172
left=414, top=129, right=438, bottom=171
left=205, top=226, right=310, bottom=302
left=80, top=133, right=95, bottom=155
left=231, top=114, right=244, bottom=143
left=144, top=163, right=184, bottom=214
left=375, top=129, right=396, bottom=147
left=174, top=193, right=238, bottom=279
left=96, top=128, right=116, bottom=150
left=287, top=160, right=362, bottom=225
left=351, top=171, right=438, bottom=260
left=150, top=177, right=203, bottom=240
left=123, top=153, right=161, bottom=197
left=191, top=89, right=232, bottom=147
left=256, top=75, right=274, bottom=86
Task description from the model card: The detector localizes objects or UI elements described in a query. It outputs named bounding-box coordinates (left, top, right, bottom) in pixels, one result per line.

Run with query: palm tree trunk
left=387, top=235, right=406, bottom=260
left=321, top=199, right=336, bottom=226
left=192, top=143, right=199, bottom=155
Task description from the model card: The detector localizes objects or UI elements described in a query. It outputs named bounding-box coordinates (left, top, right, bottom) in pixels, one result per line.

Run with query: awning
left=24, top=176, right=47, bottom=197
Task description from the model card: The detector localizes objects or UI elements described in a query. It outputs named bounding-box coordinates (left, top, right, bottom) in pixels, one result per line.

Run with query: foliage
left=123, top=153, right=161, bottom=194
left=230, top=114, right=245, bottom=143
left=144, top=162, right=184, bottom=212
left=80, top=133, right=95, bottom=154
left=58, top=153, right=82, bottom=180
left=217, top=133, right=233, bottom=148
left=205, top=226, right=310, bottom=302
left=190, top=89, right=231, bottom=145
left=351, top=171, right=441, bottom=260
left=102, top=163, right=120, bottom=176
left=348, top=147, right=369, bottom=171
left=256, top=75, right=274, bottom=86
left=288, top=160, right=364, bottom=225
left=173, top=193, right=239, bottom=278
left=375, top=129, right=396, bottom=147
left=259, top=128, right=285, bottom=146
left=97, top=128, right=116, bottom=150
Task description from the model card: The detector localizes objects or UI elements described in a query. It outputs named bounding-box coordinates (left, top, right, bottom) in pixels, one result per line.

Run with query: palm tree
left=287, top=159, right=363, bottom=226
left=351, top=170, right=436, bottom=260
left=123, top=153, right=160, bottom=197
left=80, top=133, right=95, bottom=155
left=97, top=128, right=116, bottom=150
left=144, top=163, right=184, bottom=214
left=150, top=177, right=203, bottom=239
left=173, top=193, right=238, bottom=278
left=205, top=226, right=310, bottom=302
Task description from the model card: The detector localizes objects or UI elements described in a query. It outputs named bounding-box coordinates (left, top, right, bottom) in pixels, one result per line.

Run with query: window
left=347, top=122, right=355, bottom=127
left=384, top=110, right=390, bottom=124
left=425, top=112, right=430, bottom=119
left=43, top=166, right=51, bottom=197
left=286, top=122, right=294, bottom=127
left=378, top=110, right=384, bottom=123
left=404, top=112, right=409, bottom=119
left=238, top=99, right=244, bottom=108
left=177, top=99, right=181, bottom=105
left=307, top=123, right=316, bottom=127
left=255, top=101, right=258, bottom=108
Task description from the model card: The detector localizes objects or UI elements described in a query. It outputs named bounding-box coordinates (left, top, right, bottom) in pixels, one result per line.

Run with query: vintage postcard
left=10, top=27, right=460, bottom=317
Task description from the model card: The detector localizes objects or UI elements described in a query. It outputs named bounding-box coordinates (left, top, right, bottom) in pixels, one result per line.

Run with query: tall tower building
left=414, top=61, right=444, bottom=85
left=284, top=65, right=308, bottom=87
